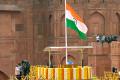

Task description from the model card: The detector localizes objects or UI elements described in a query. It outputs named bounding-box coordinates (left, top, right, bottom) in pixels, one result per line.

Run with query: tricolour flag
left=66, top=3, right=88, bottom=40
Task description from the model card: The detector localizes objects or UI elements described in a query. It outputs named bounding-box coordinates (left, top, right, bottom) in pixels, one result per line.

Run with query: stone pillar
left=88, top=42, right=97, bottom=75
left=88, top=42, right=111, bottom=77
left=110, top=41, right=120, bottom=70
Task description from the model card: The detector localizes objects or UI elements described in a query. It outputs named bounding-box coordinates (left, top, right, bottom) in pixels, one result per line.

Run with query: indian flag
left=66, top=3, right=88, bottom=40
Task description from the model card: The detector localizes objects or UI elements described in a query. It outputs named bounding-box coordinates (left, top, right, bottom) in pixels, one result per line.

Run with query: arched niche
left=112, top=13, right=120, bottom=35
left=69, top=0, right=79, bottom=4
left=88, top=12, right=105, bottom=36
left=88, top=0, right=101, bottom=3
left=0, top=71, right=9, bottom=80
left=60, top=0, right=63, bottom=4
left=49, top=14, right=54, bottom=36
left=113, top=0, right=120, bottom=4
left=60, top=14, right=65, bottom=37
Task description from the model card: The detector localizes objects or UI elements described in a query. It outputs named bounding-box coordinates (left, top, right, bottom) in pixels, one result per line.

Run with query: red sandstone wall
left=0, top=0, right=120, bottom=79
left=88, top=42, right=111, bottom=76
left=0, top=0, right=34, bottom=78
left=111, top=41, right=120, bottom=69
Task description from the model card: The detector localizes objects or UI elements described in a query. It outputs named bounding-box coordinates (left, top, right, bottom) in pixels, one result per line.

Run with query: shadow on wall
left=0, top=71, right=9, bottom=80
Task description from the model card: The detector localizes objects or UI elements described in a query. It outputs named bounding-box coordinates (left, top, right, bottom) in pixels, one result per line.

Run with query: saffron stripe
left=66, top=3, right=83, bottom=23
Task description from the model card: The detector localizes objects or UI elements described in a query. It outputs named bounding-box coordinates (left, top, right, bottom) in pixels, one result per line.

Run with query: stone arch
left=0, top=71, right=9, bottom=80
left=61, top=55, right=75, bottom=64
left=60, top=0, right=63, bottom=4
left=49, top=14, right=52, bottom=24
left=49, top=14, right=53, bottom=36
left=60, top=14, right=65, bottom=36
left=112, top=13, right=120, bottom=34
left=113, top=0, right=120, bottom=4
left=116, top=13, right=120, bottom=34
left=88, top=12, right=105, bottom=36
left=68, top=0, right=77, bottom=3
left=88, top=0, right=101, bottom=3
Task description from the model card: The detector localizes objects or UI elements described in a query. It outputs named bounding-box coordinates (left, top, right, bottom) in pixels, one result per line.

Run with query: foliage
left=17, top=60, right=30, bottom=77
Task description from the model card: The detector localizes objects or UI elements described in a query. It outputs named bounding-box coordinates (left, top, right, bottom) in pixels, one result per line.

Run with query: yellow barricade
left=64, top=68, right=73, bottom=80
left=29, top=66, right=40, bottom=80
left=39, top=67, right=44, bottom=79
left=48, top=68, right=55, bottom=80
left=104, top=72, right=119, bottom=80
left=44, top=68, right=48, bottom=79
left=82, top=66, right=92, bottom=80
left=36, top=66, right=39, bottom=80
left=55, top=68, right=64, bottom=80
left=73, top=68, right=82, bottom=80
left=88, top=67, right=92, bottom=79
left=28, top=66, right=92, bottom=80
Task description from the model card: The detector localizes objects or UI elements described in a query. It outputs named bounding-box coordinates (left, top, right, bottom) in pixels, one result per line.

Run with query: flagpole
left=65, top=0, right=68, bottom=64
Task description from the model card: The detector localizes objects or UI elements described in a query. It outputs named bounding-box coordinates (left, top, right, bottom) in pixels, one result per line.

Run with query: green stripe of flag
left=66, top=18, right=87, bottom=40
